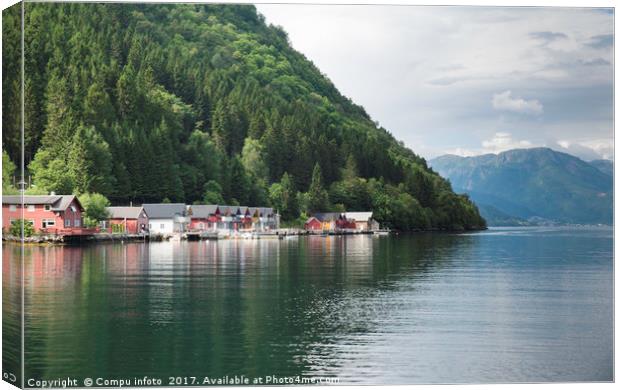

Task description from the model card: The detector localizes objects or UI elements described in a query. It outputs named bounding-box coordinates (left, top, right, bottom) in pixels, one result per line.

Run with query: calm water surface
left=3, top=227, right=613, bottom=384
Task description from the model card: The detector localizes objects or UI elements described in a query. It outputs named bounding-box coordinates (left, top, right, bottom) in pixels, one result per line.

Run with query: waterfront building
left=142, top=203, right=188, bottom=234
left=105, top=206, right=149, bottom=234
left=187, top=205, right=219, bottom=231
left=254, top=207, right=278, bottom=231
left=304, top=212, right=350, bottom=232
left=304, top=211, right=376, bottom=232
left=344, top=212, right=379, bottom=231
left=2, top=194, right=85, bottom=234
left=304, top=216, right=323, bottom=231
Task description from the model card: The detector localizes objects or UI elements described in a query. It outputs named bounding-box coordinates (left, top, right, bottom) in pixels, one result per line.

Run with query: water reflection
left=2, top=243, right=22, bottom=387
left=3, top=228, right=613, bottom=384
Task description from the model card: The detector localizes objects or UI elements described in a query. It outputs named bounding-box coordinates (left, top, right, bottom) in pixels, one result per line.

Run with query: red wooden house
left=187, top=205, right=219, bottom=231
left=2, top=195, right=86, bottom=235
left=304, top=216, right=323, bottom=231
left=106, top=206, right=149, bottom=234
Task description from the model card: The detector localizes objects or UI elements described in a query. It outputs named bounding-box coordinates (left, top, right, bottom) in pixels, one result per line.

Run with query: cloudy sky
left=255, top=4, right=614, bottom=161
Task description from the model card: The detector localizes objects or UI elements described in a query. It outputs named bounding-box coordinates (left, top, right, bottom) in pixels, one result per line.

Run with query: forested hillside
left=2, top=3, right=485, bottom=230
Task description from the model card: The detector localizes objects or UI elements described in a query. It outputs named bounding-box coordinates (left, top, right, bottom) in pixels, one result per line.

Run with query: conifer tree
left=67, top=124, right=115, bottom=194
left=307, top=163, right=329, bottom=213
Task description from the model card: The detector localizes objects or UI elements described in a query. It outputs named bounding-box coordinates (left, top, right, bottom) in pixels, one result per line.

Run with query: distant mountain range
left=429, top=148, right=613, bottom=226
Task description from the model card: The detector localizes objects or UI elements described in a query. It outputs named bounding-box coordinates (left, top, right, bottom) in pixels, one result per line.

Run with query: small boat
left=374, top=229, right=390, bottom=236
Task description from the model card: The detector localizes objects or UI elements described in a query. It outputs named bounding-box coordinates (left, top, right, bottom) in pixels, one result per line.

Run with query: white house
left=142, top=203, right=188, bottom=234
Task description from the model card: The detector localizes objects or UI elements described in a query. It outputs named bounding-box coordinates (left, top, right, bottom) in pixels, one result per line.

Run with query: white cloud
left=441, top=132, right=535, bottom=157
left=492, top=90, right=544, bottom=115
left=443, top=148, right=480, bottom=157
left=556, top=139, right=614, bottom=161
left=482, top=132, right=533, bottom=153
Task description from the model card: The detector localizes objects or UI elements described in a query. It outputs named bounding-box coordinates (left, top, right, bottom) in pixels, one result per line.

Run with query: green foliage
left=9, top=2, right=485, bottom=230
left=68, top=125, right=115, bottom=194
left=2, top=150, right=18, bottom=194
left=306, top=163, right=329, bottom=213
left=111, top=223, right=126, bottom=233
left=269, top=172, right=298, bottom=221
left=78, top=193, right=111, bottom=227
left=203, top=180, right=225, bottom=204
left=29, top=149, right=75, bottom=194
left=241, top=137, right=268, bottom=182
left=229, top=155, right=250, bottom=205
left=9, top=219, right=34, bottom=238
left=24, top=186, right=49, bottom=195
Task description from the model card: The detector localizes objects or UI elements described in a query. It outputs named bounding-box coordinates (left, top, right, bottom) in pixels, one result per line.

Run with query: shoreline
left=1, top=226, right=489, bottom=245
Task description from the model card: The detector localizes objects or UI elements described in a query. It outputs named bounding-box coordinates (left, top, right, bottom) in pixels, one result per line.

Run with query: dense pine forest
left=2, top=3, right=485, bottom=230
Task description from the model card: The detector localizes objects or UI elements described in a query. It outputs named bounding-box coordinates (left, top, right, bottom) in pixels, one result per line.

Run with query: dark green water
left=3, top=227, right=613, bottom=385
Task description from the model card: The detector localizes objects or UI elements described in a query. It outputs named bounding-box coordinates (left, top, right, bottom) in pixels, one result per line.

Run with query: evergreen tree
left=67, top=124, right=115, bottom=194
left=229, top=155, right=250, bottom=205
left=211, top=101, right=231, bottom=155
left=203, top=180, right=225, bottom=204
left=306, top=163, right=329, bottom=213
left=41, top=71, right=78, bottom=154
left=241, top=137, right=268, bottom=182
left=269, top=172, right=298, bottom=221
left=341, top=154, right=359, bottom=182
left=2, top=150, right=17, bottom=194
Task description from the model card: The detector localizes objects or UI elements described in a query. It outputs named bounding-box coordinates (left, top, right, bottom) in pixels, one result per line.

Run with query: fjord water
left=5, top=227, right=612, bottom=384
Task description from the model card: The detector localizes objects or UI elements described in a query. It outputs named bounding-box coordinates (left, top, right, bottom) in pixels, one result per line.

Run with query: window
left=9, top=205, right=16, bottom=212
left=28, top=220, right=35, bottom=228
left=149, top=223, right=152, bottom=229
left=70, top=205, right=77, bottom=212
left=65, top=219, right=71, bottom=227
left=44, top=205, right=51, bottom=211
left=27, top=205, right=35, bottom=212
left=160, top=224, right=165, bottom=229
left=74, top=219, right=81, bottom=227
left=42, top=219, right=55, bottom=228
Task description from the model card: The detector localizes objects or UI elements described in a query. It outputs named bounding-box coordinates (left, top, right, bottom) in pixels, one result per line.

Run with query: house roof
left=217, top=205, right=231, bottom=215
left=344, top=212, right=373, bottom=221
left=2, top=195, right=83, bottom=211
left=107, top=206, right=144, bottom=219
left=142, top=203, right=186, bottom=219
left=189, top=205, right=218, bottom=218
left=305, top=216, right=320, bottom=224
left=314, top=212, right=344, bottom=222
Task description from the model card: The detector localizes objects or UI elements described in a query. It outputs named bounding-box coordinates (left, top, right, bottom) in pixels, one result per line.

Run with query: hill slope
left=430, top=148, right=612, bottom=225
left=589, top=159, right=613, bottom=177
left=2, top=3, right=485, bottom=230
